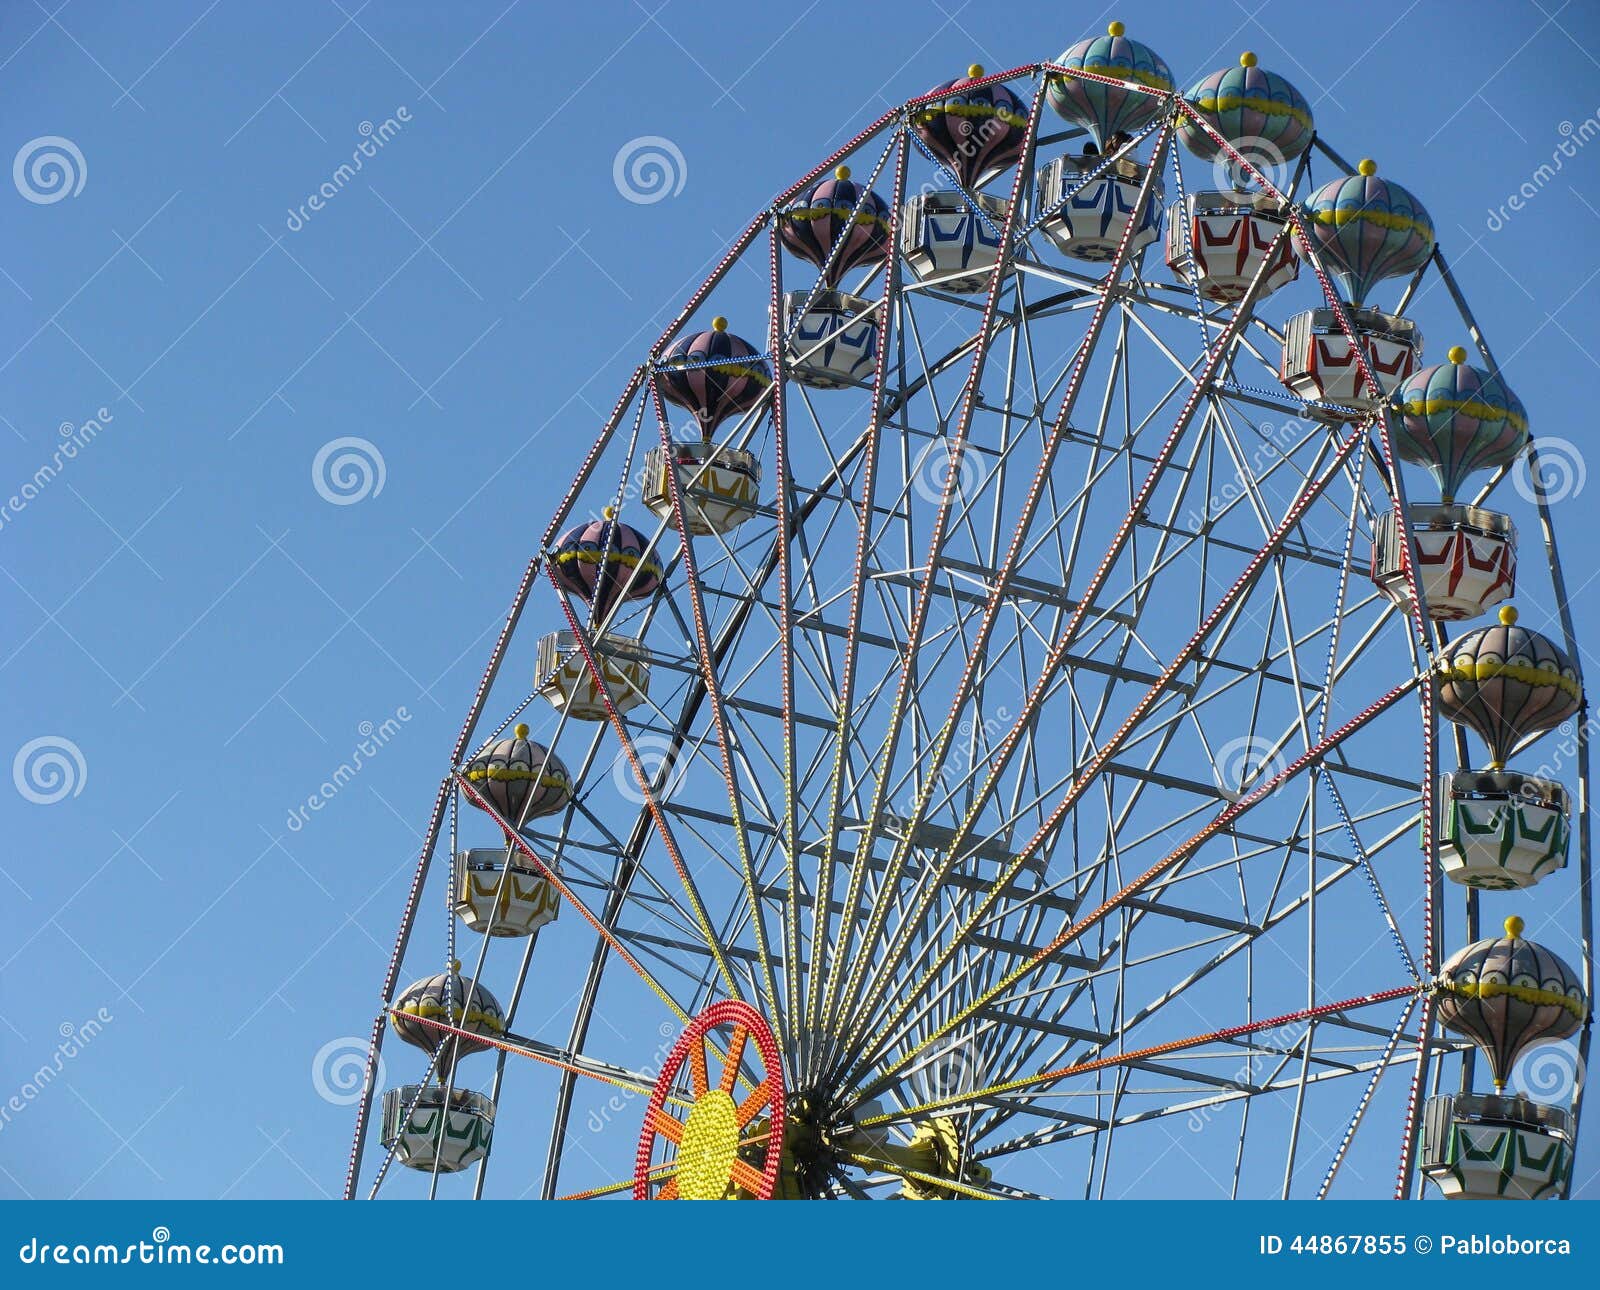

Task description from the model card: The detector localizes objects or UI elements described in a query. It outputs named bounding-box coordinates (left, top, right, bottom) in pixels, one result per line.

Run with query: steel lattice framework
left=342, top=57, right=1592, bottom=1202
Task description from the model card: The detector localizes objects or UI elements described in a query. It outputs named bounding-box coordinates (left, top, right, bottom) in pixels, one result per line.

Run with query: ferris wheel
left=342, top=22, right=1591, bottom=1201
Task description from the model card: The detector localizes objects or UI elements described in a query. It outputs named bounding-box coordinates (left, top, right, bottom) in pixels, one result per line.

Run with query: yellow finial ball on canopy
left=1240, top=50, right=1258, bottom=68
left=967, top=63, right=984, bottom=78
left=1505, top=915, right=1526, bottom=939
left=710, top=315, right=728, bottom=332
left=1499, top=605, right=1519, bottom=626
left=834, top=165, right=851, bottom=180
left=1108, top=21, right=1125, bottom=37
left=1447, top=345, right=1468, bottom=363
left=1358, top=158, right=1378, bottom=176
left=513, top=723, right=529, bottom=738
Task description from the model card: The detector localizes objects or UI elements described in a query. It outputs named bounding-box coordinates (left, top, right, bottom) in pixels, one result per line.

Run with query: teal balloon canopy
left=1047, top=21, right=1173, bottom=150
left=1394, top=348, right=1529, bottom=502
left=1178, top=52, right=1313, bottom=169
left=1297, top=162, right=1434, bottom=306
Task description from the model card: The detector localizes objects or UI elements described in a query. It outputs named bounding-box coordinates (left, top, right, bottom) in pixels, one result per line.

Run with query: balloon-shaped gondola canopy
left=1046, top=22, right=1174, bottom=150
left=1436, top=917, right=1587, bottom=1089
left=1436, top=606, right=1582, bottom=768
left=391, top=965, right=506, bottom=1071
left=910, top=64, right=1028, bottom=189
left=464, top=723, right=573, bottom=827
left=1177, top=52, right=1313, bottom=166
left=1297, top=160, right=1434, bottom=306
left=779, top=166, right=892, bottom=286
left=1394, top=346, right=1529, bottom=502
left=657, top=318, right=772, bottom=437
left=550, top=515, right=664, bottom=621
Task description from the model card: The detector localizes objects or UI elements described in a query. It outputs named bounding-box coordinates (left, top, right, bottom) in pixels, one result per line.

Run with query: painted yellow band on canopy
left=1193, top=93, right=1312, bottom=129
left=659, top=358, right=772, bottom=386
left=1440, top=979, right=1588, bottom=1021
left=784, top=204, right=893, bottom=232
left=465, top=766, right=569, bottom=785
left=1402, top=394, right=1528, bottom=434
left=554, top=548, right=664, bottom=574
left=394, top=1002, right=508, bottom=1033
left=1068, top=62, right=1173, bottom=91
left=1306, top=204, right=1433, bottom=238
left=1439, top=657, right=1582, bottom=702
left=911, top=102, right=1028, bottom=129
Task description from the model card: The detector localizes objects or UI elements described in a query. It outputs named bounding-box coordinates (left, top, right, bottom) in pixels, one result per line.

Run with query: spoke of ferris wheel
left=844, top=454, right=1382, bottom=1069
left=774, top=130, right=907, bottom=1072
left=963, top=826, right=1428, bottom=1140
left=1312, top=990, right=1420, bottom=1200
left=883, top=801, right=1420, bottom=1124
left=395, top=1011, right=676, bottom=1102
left=457, top=773, right=693, bottom=1022
left=806, top=76, right=1056, bottom=1080
left=858, top=586, right=1409, bottom=1064
left=646, top=381, right=785, bottom=1036
left=877, top=687, right=1255, bottom=1061
left=976, top=1038, right=1423, bottom=1168
left=915, top=578, right=1399, bottom=896
left=995, top=1042, right=1422, bottom=1183
left=845, top=672, right=1420, bottom=1105
left=833, top=331, right=1350, bottom=1083
left=801, top=135, right=911, bottom=1083
left=825, top=212, right=1299, bottom=1062
left=959, top=787, right=1358, bottom=1118
left=866, top=689, right=1424, bottom=1092
left=815, top=111, right=1180, bottom=1073
left=860, top=983, right=1419, bottom=1132
left=549, top=576, right=750, bottom=1003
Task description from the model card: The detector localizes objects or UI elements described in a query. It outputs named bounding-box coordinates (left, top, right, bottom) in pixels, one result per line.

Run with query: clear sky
left=1, top=0, right=1597, bottom=1200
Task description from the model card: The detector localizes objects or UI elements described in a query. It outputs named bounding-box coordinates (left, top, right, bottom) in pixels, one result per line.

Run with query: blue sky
left=1, top=0, right=1597, bottom=1200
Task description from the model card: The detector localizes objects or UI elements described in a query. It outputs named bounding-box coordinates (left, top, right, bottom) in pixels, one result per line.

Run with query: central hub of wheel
left=635, top=1000, right=786, bottom=1199
left=677, top=1088, right=741, bottom=1199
